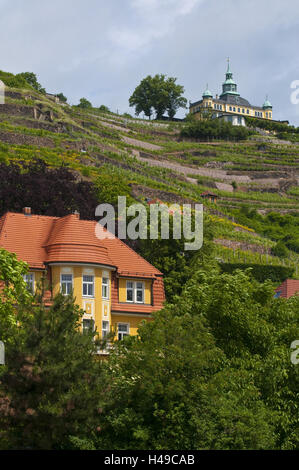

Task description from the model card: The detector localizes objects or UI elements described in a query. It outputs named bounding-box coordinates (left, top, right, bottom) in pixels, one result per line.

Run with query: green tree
left=271, top=241, right=289, bottom=259
left=96, top=268, right=298, bottom=450
left=77, top=97, right=92, bottom=109
left=138, top=215, right=215, bottom=302
left=16, top=72, right=46, bottom=94
left=165, top=77, right=187, bottom=120
left=94, top=165, right=134, bottom=208
left=0, top=249, right=32, bottom=344
left=56, top=93, right=67, bottom=103
left=0, top=287, right=106, bottom=449
left=129, top=75, right=155, bottom=119
left=129, top=74, right=187, bottom=120
left=98, top=105, right=110, bottom=113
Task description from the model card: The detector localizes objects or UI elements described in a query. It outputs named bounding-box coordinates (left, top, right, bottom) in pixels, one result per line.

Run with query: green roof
left=223, top=78, right=237, bottom=86
left=263, top=96, right=272, bottom=108
left=202, top=84, right=213, bottom=98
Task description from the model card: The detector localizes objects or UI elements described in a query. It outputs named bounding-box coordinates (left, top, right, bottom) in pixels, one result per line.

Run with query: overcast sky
left=0, top=0, right=299, bottom=124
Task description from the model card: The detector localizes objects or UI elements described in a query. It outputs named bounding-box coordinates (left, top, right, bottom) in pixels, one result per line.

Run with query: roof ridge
left=2, top=211, right=60, bottom=220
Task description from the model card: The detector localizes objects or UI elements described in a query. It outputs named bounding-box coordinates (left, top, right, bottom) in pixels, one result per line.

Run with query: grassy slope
left=0, top=84, right=298, bottom=278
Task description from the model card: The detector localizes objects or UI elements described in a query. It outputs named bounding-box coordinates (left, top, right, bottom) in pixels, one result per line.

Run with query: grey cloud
left=0, top=0, right=298, bottom=124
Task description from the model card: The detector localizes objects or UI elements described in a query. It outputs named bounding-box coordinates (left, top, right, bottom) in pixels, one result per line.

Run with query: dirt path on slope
left=135, top=154, right=251, bottom=183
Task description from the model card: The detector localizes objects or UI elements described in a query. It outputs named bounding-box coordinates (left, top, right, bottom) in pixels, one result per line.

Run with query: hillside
left=0, top=79, right=298, bottom=282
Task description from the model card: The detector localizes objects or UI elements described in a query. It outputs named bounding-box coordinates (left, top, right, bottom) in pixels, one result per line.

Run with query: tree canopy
left=181, top=118, right=251, bottom=141
left=0, top=159, right=100, bottom=220
left=16, top=72, right=46, bottom=94
left=0, top=251, right=106, bottom=450
left=77, top=97, right=92, bottom=109
left=129, top=74, right=187, bottom=120
left=97, top=268, right=299, bottom=450
left=56, top=92, right=67, bottom=103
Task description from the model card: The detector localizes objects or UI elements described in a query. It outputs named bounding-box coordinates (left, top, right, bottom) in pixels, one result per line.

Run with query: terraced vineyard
left=0, top=82, right=298, bottom=281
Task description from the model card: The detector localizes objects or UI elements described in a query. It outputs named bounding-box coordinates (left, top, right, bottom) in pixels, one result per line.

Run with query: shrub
left=77, top=98, right=92, bottom=109
left=271, top=241, right=289, bottom=259
left=98, top=105, right=110, bottom=113
left=181, top=119, right=251, bottom=141
left=0, top=70, right=31, bottom=89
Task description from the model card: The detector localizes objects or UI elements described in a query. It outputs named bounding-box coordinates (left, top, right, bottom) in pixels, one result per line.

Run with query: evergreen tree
left=0, top=284, right=105, bottom=449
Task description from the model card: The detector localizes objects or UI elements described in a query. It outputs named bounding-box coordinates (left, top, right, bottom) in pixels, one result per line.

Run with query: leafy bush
left=271, top=241, right=289, bottom=258
left=0, top=70, right=31, bottom=89
left=16, top=72, right=46, bottom=94
left=181, top=119, right=251, bottom=141
left=77, top=98, right=92, bottom=109
left=57, top=93, right=67, bottom=103
left=98, top=105, right=110, bottom=113
left=220, top=263, right=294, bottom=283
left=245, top=116, right=299, bottom=139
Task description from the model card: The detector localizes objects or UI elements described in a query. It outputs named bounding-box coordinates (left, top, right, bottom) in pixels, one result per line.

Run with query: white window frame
left=135, top=281, right=144, bottom=304
left=126, top=281, right=145, bottom=304
left=102, top=320, right=110, bottom=338
left=60, top=273, right=73, bottom=296
left=23, top=273, right=35, bottom=293
left=102, top=277, right=109, bottom=300
left=117, top=323, right=129, bottom=341
left=83, top=275, right=94, bottom=298
left=126, top=281, right=134, bottom=303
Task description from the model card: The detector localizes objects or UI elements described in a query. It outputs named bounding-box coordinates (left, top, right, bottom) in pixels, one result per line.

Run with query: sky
left=0, top=0, right=299, bottom=125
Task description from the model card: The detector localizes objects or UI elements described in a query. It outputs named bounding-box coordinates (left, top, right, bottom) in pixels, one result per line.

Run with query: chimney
left=23, top=207, right=32, bottom=216
left=73, top=210, right=80, bottom=219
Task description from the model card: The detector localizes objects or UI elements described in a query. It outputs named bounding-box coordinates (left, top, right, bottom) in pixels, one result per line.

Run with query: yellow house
left=0, top=209, right=165, bottom=348
left=190, top=59, right=273, bottom=126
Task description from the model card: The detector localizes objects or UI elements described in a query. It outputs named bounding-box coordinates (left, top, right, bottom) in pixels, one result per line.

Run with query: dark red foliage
left=0, top=159, right=100, bottom=220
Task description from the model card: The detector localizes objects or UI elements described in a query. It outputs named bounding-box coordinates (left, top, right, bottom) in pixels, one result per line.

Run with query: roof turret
left=202, top=84, right=213, bottom=99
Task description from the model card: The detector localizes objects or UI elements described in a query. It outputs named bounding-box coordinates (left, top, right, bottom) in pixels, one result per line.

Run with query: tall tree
left=56, top=93, right=67, bottom=103
left=129, top=74, right=187, bottom=120
left=165, top=77, right=187, bottom=120
left=0, top=249, right=31, bottom=345
left=129, top=75, right=155, bottom=119
left=95, top=268, right=298, bottom=450
left=0, top=285, right=105, bottom=450
left=77, top=97, right=92, bottom=109
left=16, top=72, right=46, bottom=94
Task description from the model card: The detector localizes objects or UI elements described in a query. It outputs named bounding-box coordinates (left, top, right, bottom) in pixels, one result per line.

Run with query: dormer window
left=136, top=282, right=144, bottom=303
left=126, top=281, right=144, bottom=303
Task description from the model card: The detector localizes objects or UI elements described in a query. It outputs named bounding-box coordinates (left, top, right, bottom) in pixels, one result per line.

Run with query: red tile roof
left=0, top=211, right=165, bottom=312
left=0, top=212, right=162, bottom=275
left=275, top=279, right=299, bottom=299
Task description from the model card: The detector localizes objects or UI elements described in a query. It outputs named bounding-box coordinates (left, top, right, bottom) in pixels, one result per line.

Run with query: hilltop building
left=189, top=59, right=273, bottom=126
left=0, top=209, right=165, bottom=351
